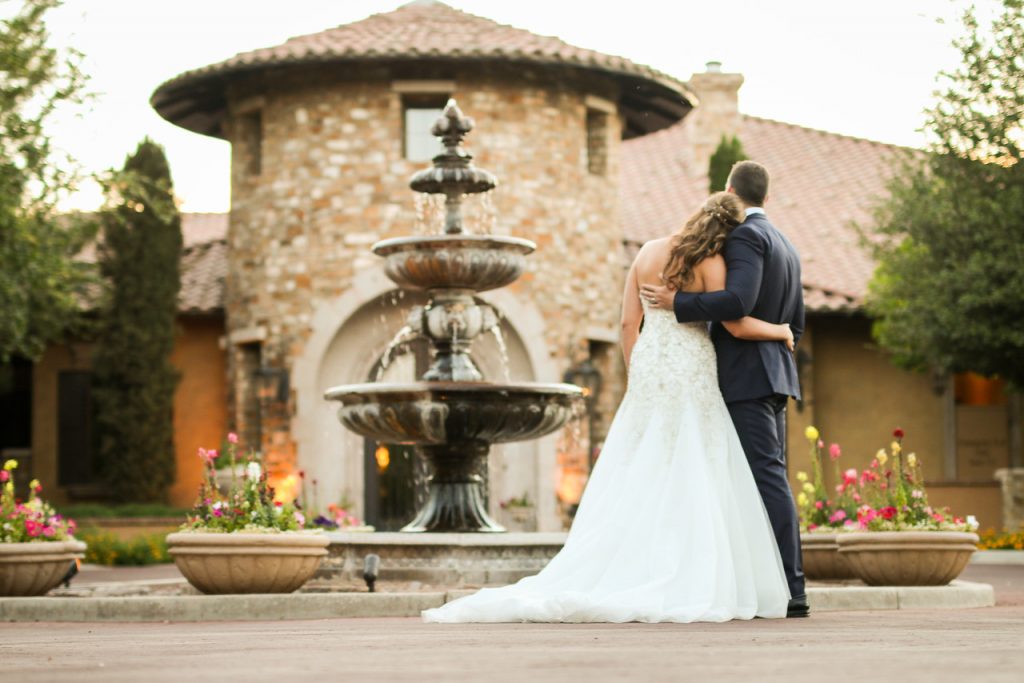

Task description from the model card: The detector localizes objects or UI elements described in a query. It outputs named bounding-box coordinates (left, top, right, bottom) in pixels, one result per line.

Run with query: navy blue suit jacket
left=673, top=213, right=804, bottom=403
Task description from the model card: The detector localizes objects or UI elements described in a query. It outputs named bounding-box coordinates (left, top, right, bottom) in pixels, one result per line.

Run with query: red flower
left=879, top=506, right=897, bottom=520
left=893, top=427, right=905, bottom=439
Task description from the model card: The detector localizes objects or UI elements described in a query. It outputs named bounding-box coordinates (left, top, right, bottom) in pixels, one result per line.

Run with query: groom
left=641, top=160, right=808, bottom=618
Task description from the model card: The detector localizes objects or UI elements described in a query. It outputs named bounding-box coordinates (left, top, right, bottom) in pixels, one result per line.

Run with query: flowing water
left=414, top=193, right=445, bottom=235
left=489, top=324, right=511, bottom=383
left=375, top=324, right=415, bottom=381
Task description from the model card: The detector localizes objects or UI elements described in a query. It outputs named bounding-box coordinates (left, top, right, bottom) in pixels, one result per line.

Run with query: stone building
left=4, top=1, right=1020, bottom=530
left=144, top=0, right=694, bottom=530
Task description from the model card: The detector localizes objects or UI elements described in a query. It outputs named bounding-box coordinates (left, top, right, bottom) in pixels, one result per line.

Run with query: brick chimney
left=686, top=61, right=744, bottom=173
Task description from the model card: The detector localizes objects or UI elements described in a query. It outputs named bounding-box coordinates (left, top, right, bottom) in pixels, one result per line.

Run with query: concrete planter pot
left=800, top=532, right=857, bottom=581
left=837, top=531, right=979, bottom=586
left=167, top=531, right=329, bottom=594
left=0, top=539, right=87, bottom=596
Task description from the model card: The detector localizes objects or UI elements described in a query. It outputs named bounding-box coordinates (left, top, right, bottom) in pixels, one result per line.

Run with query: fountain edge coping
left=325, top=531, right=569, bottom=547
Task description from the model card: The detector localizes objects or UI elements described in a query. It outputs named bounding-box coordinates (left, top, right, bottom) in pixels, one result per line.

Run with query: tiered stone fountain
left=325, top=100, right=583, bottom=534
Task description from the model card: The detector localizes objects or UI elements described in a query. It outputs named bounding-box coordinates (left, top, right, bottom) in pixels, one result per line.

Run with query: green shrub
left=56, top=503, right=189, bottom=519
left=77, top=529, right=171, bottom=566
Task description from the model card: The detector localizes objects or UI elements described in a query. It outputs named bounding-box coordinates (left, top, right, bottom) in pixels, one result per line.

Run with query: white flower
left=967, top=515, right=979, bottom=530
left=246, top=462, right=261, bottom=480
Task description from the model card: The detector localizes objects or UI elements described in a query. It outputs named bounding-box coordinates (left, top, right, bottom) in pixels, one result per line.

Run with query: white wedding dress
left=422, top=300, right=790, bottom=623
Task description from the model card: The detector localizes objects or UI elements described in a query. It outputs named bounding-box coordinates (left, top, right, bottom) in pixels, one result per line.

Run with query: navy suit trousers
left=727, top=395, right=806, bottom=599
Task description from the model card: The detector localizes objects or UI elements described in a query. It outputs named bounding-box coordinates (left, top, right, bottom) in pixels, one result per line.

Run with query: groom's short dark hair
left=727, top=161, right=769, bottom=206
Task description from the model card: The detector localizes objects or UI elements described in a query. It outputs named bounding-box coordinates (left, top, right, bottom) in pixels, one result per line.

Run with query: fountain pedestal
left=403, top=443, right=502, bottom=533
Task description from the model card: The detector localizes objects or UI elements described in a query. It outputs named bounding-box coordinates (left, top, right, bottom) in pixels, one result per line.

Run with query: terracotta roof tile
left=151, top=1, right=693, bottom=138
left=178, top=237, right=226, bottom=314
left=620, top=115, right=901, bottom=312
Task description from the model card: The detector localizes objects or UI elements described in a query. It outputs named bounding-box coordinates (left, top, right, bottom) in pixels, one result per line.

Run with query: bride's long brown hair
left=661, top=191, right=745, bottom=290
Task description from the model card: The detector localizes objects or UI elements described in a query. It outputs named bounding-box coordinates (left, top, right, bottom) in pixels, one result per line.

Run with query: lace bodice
left=626, top=299, right=720, bottom=404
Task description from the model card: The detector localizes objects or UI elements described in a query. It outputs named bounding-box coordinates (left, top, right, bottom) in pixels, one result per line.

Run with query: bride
left=423, top=192, right=792, bottom=623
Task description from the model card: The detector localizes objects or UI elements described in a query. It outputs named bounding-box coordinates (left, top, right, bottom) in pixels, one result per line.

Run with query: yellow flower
left=3, top=459, right=17, bottom=471
left=796, top=471, right=808, bottom=483
left=29, top=479, right=39, bottom=490
left=891, top=441, right=902, bottom=455
left=797, top=492, right=809, bottom=507
left=3, top=482, right=11, bottom=495
left=876, top=449, right=888, bottom=466
left=804, top=426, right=819, bottom=442
left=907, top=453, right=917, bottom=468
left=802, top=482, right=815, bottom=494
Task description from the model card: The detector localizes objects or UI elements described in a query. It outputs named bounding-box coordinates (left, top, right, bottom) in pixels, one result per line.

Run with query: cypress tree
left=708, top=135, right=747, bottom=193
left=92, top=139, right=182, bottom=502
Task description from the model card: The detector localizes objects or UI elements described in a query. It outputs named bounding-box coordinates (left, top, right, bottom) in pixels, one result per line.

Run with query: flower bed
left=795, top=427, right=978, bottom=585
left=168, top=435, right=327, bottom=594
left=1, top=459, right=86, bottom=596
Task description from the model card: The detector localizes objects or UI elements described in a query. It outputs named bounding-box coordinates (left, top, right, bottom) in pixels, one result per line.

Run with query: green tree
left=708, top=134, right=747, bottom=193
left=0, top=0, right=93, bottom=362
left=866, top=0, right=1024, bottom=389
left=92, top=139, right=182, bottom=502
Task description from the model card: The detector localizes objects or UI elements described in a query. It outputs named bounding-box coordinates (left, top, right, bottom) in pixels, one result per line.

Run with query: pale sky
left=33, top=0, right=974, bottom=212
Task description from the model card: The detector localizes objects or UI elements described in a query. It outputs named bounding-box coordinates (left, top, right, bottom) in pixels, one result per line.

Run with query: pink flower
left=816, top=439, right=825, bottom=450
left=212, top=508, right=223, bottom=517
left=227, top=433, right=239, bottom=444
left=807, top=523, right=818, bottom=532
left=198, top=448, right=217, bottom=465
left=852, top=493, right=862, bottom=503
left=911, top=489, right=924, bottom=499
left=829, top=443, right=842, bottom=461
left=0, top=471, right=8, bottom=483
left=294, top=511, right=306, bottom=527
left=43, top=526, right=55, bottom=537
left=844, top=468, right=858, bottom=484
left=829, top=510, right=847, bottom=523
left=814, top=501, right=824, bottom=510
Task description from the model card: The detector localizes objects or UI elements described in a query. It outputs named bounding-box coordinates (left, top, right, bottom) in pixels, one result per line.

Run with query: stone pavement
left=1, top=563, right=1016, bottom=682
left=2, top=606, right=1021, bottom=683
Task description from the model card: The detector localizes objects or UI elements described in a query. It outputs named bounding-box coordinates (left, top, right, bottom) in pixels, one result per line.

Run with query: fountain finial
left=409, top=98, right=497, bottom=234
left=432, top=99, right=474, bottom=157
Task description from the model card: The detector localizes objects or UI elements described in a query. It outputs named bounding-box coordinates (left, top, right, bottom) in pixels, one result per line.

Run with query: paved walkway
left=4, top=563, right=1015, bottom=682
left=3, top=606, right=1021, bottom=683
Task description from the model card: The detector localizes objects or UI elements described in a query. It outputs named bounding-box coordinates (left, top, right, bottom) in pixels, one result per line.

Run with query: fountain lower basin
left=325, top=381, right=581, bottom=445
left=325, top=382, right=582, bottom=533
left=372, top=235, right=535, bottom=292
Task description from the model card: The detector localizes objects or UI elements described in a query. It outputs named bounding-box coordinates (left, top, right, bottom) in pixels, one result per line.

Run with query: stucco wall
left=168, top=316, right=228, bottom=508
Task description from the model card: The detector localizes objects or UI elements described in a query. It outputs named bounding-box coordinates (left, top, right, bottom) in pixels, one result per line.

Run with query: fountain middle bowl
left=324, top=381, right=583, bottom=446
left=372, top=235, right=536, bottom=292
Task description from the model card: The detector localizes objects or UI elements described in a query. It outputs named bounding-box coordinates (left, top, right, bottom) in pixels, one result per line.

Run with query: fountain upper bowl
left=372, top=235, right=535, bottom=292
left=324, top=381, right=583, bottom=446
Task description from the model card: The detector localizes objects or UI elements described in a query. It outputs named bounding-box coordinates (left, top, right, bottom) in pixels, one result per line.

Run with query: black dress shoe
left=787, top=595, right=810, bottom=618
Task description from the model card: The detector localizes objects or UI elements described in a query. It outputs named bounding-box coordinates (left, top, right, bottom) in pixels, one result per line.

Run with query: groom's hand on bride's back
left=640, top=283, right=675, bottom=310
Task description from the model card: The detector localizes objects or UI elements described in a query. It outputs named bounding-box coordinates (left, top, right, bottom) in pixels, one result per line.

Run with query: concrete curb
left=971, top=550, right=1024, bottom=565
left=0, top=582, right=995, bottom=622
left=808, top=580, right=994, bottom=612
left=0, top=592, right=445, bottom=622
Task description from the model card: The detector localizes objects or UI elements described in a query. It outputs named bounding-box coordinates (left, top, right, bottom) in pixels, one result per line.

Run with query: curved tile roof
left=152, top=0, right=694, bottom=139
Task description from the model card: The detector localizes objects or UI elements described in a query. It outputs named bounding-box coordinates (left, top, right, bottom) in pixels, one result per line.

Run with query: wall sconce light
left=563, top=357, right=603, bottom=405
left=255, top=366, right=290, bottom=403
